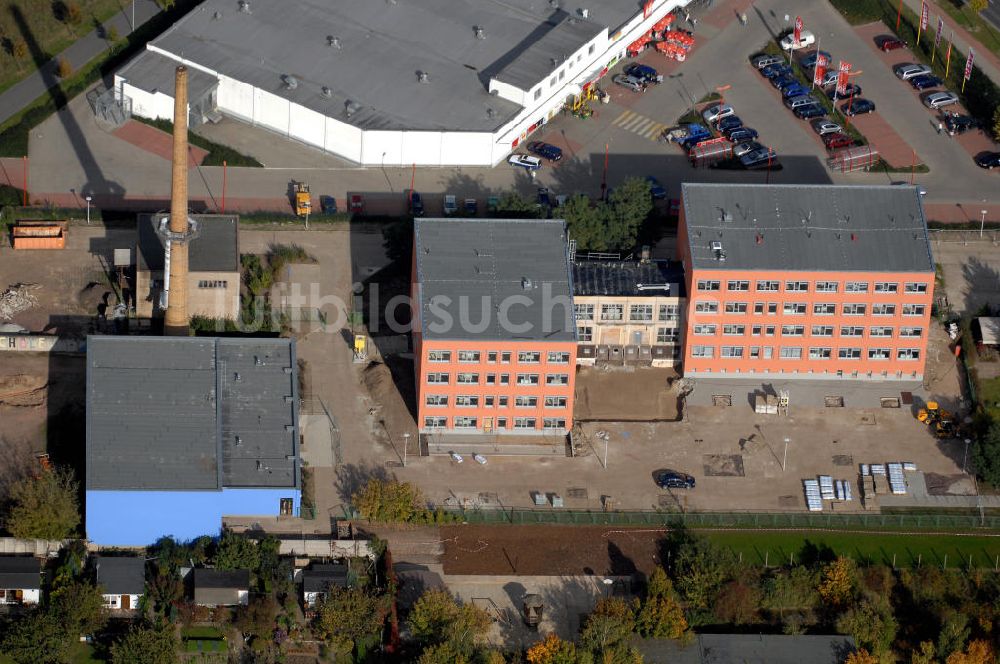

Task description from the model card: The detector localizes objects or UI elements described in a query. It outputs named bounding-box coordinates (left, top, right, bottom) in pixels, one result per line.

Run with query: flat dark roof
left=95, top=556, right=146, bottom=595
left=681, top=184, right=934, bottom=273
left=573, top=260, right=686, bottom=298
left=493, top=12, right=604, bottom=89
left=193, top=568, right=249, bottom=589
left=137, top=213, right=239, bottom=273
left=86, top=336, right=299, bottom=491
left=414, top=218, right=575, bottom=342
left=0, top=557, right=40, bottom=589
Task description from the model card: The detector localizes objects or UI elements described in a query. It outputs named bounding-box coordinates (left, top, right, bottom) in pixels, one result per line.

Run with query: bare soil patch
left=574, top=366, right=679, bottom=421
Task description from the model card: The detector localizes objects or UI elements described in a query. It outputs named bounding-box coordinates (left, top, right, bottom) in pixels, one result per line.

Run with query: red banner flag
left=964, top=48, right=975, bottom=81
left=813, top=54, right=829, bottom=86
left=934, top=16, right=943, bottom=50
left=836, top=60, right=851, bottom=96
left=794, top=16, right=803, bottom=46
left=920, top=0, right=929, bottom=31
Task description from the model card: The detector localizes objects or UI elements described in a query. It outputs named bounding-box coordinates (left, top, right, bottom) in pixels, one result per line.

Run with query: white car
left=701, top=103, right=735, bottom=125
left=923, top=91, right=960, bottom=109
left=894, top=63, right=932, bottom=80
left=508, top=154, right=541, bottom=170
left=811, top=120, right=842, bottom=135
left=780, top=29, right=815, bottom=51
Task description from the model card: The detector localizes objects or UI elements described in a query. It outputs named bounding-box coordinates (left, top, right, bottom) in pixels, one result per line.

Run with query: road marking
left=611, top=110, right=669, bottom=142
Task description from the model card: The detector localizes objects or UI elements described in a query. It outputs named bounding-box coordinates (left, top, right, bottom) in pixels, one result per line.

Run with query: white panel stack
left=887, top=463, right=907, bottom=494
left=903, top=461, right=917, bottom=471
left=819, top=475, right=835, bottom=500
left=870, top=464, right=886, bottom=475
left=804, top=479, right=823, bottom=511
left=860, top=464, right=870, bottom=476
left=835, top=480, right=845, bottom=501
left=844, top=481, right=853, bottom=502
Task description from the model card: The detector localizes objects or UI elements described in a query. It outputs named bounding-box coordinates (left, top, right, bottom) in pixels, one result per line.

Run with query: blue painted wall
left=86, top=488, right=301, bottom=546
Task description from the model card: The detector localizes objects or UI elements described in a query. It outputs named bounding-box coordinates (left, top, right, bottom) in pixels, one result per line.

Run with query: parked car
left=785, top=94, right=818, bottom=109
left=464, top=198, right=478, bottom=215
left=678, top=123, right=712, bottom=149
left=741, top=147, right=777, bottom=168
left=782, top=83, right=810, bottom=99
left=537, top=187, right=551, bottom=208
left=702, top=103, right=735, bottom=125
left=800, top=50, right=832, bottom=69
left=818, top=71, right=840, bottom=88
left=443, top=194, right=458, bottom=215
left=753, top=53, right=784, bottom=69
left=613, top=74, right=646, bottom=92
left=812, top=119, right=842, bottom=135
left=653, top=469, right=696, bottom=489
left=876, top=35, right=907, bottom=51
left=762, top=63, right=794, bottom=79
left=823, top=132, right=855, bottom=149
left=348, top=194, right=365, bottom=214
left=527, top=141, right=563, bottom=161
left=894, top=63, right=932, bottom=80
left=405, top=189, right=425, bottom=217
left=827, top=83, right=862, bottom=99
left=625, top=63, right=662, bottom=83
left=725, top=126, right=759, bottom=142
left=733, top=140, right=763, bottom=157
left=794, top=103, right=827, bottom=119
left=319, top=195, right=337, bottom=214
left=841, top=98, right=876, bottom=115
left=508, top=154, right=541, bottom=170
left=780, top=29, right=815, bottom=50
left=910, top=74, right=943, bottom=90
left=945, top=114, right=979, bottom=135
left=645, top=176, right=668, bottom=200
left=717, top=115, right=743, bottom=132
left=975, top=152, right=1000, bottom=169
left=923, top=91, right=960, bottom=109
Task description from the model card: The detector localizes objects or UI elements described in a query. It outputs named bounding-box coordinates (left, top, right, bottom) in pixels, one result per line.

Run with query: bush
left=56, top=57, right=73, bottom=79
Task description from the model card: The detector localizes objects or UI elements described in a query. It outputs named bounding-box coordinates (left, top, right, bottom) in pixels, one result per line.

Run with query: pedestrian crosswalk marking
left=611, top=109, right=669, bottom=141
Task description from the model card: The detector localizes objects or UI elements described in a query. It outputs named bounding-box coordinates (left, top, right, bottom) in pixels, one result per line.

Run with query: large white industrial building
left=114, top=0, right=687, bottom=166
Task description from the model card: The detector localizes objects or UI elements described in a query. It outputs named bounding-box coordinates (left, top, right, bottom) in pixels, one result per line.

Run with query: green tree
left=912, top=641, right=937, bottom=664
left=353, top=478, right=421, bottom=523
left=492, top=191, right=542, bottom=219
left=215, top=529, right=260, bottom=571
left=937, top=611, right=971, bottom=661
left=111, top=624, right=180, bottom=664
left=817, top=557, right=856, bottom=609
left=4, top=467, right=79, bottom=539
left=106, top=24, right=120, bottom=43
left=1, top=612, right=71, bottom=664
left=836, top=597, right=898, bottom=659
left=557, top=177, right=651, bottom=252
left=580, top=597, right=637, bottom=655
left=992, top=107, right=1000, bottom=143
left=314, top=585, right=388, bottom=654
left=763, top=566, right=818, bottom=616
left=419, top=642, right=470, bottom=664
left=234, top=596, right=278, bottom=650
left=56, top=57, right=74, bottom=79
left=526, top=634, right=593, bottom=664
left=671, top=534, right=735, bottom=609
left=635, top=568, right=688, bottom=639
left=49, top=580, right=108, bottom=635
left=972, top=422, right=1000, bottom=486
left=407, top=589, right=490, bottom=654
left=713, top=580, right=761, bottom=625
left=969, top=0, right=989, bottom=13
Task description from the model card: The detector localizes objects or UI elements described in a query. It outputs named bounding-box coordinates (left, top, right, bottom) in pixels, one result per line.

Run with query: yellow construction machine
left=293, top=182, right=312, bottom=217
left=917, top=401, right=958, bottom=438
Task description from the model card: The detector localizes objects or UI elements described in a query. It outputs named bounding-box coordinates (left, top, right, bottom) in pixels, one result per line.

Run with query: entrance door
left=482, top=417, right=493, bottom=433
left=121, top=595, right=130, bottom=610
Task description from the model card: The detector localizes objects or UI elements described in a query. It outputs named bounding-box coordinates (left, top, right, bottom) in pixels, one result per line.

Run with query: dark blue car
left=625, top=63, right=661, bottom=83
left=762, top=63, right=793, bottom=79
left=841, top=98, right=875, bottom=116
left=794, top=104, right=827, bottom=119
left=716, top=115, right=743, bottom=132
left=782, top=84, right=809, bottom=99
left=527, top=141, right=562, bottom=161
left=828, top=83, right=862, bottom=99
left=800, top=50, right=832, bottom=69
left=773, top=76, right=800, bottom=91
left=909, top=74, right=943, bottom=90
left=725, top=126, right=759, bottom=142
left=645, top=176, right=667, bottom=200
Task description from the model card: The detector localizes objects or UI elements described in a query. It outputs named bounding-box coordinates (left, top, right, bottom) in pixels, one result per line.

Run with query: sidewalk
left=901, top=0, right=1000, bottom=89
left=0, top=0, right=161, bottom=127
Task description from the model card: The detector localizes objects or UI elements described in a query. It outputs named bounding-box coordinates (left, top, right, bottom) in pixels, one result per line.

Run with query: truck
left=293, top=182, right=312, bottom=217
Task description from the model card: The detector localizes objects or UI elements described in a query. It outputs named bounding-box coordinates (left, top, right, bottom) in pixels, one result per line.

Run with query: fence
left=928, top=229, right=1000, bottom=244
left=443, top=507, right=1000, bottom=531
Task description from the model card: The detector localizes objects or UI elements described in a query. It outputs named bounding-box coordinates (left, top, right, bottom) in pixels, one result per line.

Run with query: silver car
left=613, top=74, right=646, bottom=92
left=733, top=141, right=763, bottom=157
left=922, top=91, right=960, bottom=109
left=811, top=120, right=842, bottom=135
left=894, top=63, right=932, bottom=80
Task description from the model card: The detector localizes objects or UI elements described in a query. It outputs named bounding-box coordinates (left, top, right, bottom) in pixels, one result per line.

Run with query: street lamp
left=85, top=195, right=92, bottom=225
left=964, top=438, right=971, bottom=474
left=602, top=578, right=613, bottom=598
left=981, top=209, right=988, bottom=238
left=782, top=437, right=790, bottom=472
left=402, top=432, right=410, bottom=467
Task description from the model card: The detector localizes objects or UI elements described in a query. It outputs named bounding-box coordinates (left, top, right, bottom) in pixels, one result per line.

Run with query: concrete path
left=0, top=0, right=161, bottom=128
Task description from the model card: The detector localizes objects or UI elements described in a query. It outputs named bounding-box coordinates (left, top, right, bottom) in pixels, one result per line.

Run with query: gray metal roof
left=95, top=556, right=146, bottom=595
left=193, top=568, right=249, bottom=589
left=681, top=184, right=934, bottom=273
left=573, top=260, right=686, bottom=298
left=137, top=214, right=239, bottom=273
left=86, top=336, right=299, bottom=491
left=635, top=634, right=856, bottom=663
left=0, top=557, right=40, bottom=589
left=302, top=564, right=348, bottom=593
left=492, top=12, right=604, bottom=90
left=118, top=51, right=218, bottom=102
left=414, top=218, right=575, bottom=342
left=136, top=0, right=644, bottom=132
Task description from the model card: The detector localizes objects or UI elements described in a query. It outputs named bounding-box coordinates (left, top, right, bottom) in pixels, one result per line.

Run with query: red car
left=877, top=36, right=907, bottom=51
left=823, top=132, right=855, bottom=150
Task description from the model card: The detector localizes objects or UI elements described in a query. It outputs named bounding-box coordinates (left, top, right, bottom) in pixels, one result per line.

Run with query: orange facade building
left=412, top=218, right=577, bottom=437
left=678, top=184, right=934, bottom=381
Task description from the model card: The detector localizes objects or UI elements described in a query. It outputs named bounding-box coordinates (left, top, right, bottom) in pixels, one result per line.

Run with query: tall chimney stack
left=164, top=65, right=192, bottom=335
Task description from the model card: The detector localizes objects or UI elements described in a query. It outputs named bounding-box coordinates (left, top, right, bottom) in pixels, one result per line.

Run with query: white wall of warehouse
left=117, top=80, right=175, bottom=121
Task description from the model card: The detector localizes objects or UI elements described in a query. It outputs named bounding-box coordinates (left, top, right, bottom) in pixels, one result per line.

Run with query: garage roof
left=137, top=0, right=643, bottom=132
left=681, top=184, right=934, bottom=273
left=137, top=213, right=239, bottom=273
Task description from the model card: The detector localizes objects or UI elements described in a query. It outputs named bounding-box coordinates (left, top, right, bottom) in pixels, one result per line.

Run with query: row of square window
left=692, top=324, right=923, bottom=338
left=577, top=327, right=679, bottom=343
left=197, top=280, right=229, bottom=289
left=690, top=346, right=921, bottom=360
left=696, top=280, right=929, bottom=294
left=425, top=416, right=567, bottom=430
left=426, top=372, right=570, bottom=386
left=531, top=45, right=597, bottom=100
left=425, top=395, right=568, bottom=408
left=427, top=350, right=570, bottom=364
left=574, top=304, right=680, bottom=322
left=695, top=302, right=927, bottom=316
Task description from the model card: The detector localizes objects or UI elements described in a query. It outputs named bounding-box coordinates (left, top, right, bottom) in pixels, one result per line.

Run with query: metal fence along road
left=929, top=229, right=1000, bottom=243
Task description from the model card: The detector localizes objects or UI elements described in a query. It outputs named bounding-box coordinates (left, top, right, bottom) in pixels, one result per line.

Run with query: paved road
left=977, top=0, right=1000, bottom=39
left=12, top=0, right=1000, bottom=214
left=0, top=0, right=161, bottom=127
left=901, top=0, right=1000, bottom=89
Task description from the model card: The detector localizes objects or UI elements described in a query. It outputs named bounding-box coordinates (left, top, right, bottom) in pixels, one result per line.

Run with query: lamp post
left=715, top=84, right=731, bottom=107
left=403, top=432, right=410, bottom=467
left=964, top=438, right=971, bottom=474
left=85, top=195, right=92, bottom=225
left=981, top=209, right=988, bottom=238
left=782, top=437, right=790, bottom=472
left=602, top=578, right=613, bottom=598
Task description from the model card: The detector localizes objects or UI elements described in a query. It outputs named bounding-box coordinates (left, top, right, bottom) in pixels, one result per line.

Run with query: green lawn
left=979, top=374, right=1000, bottom=420
left=0, top=643, right=103, bottom=664
left=181, top=626, right=225, bottom=639
left=701, top=530, right=1000, bottom=569
left=936, top=1, right=1000, bottom=61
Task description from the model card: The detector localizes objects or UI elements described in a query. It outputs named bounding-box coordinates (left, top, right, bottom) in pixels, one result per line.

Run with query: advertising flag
left=836, top=60, right=851, bottom=97
left=933, top=15, right=943, bottom=61
left=963, top=48, right=975, bottom=92
left=813, top=54, right=829, bottom=86
left=945, top=34, right=953, bottom=77
left=794, top=16, right=803, bottom=46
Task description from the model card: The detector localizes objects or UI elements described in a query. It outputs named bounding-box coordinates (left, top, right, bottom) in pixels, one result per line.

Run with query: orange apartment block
left=412, top=218, right=577, bottom=437
left=678, top=184, right=934, bottom=381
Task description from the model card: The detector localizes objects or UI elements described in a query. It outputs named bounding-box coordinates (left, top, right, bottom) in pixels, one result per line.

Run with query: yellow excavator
left=293, top=182, right=312, bottom=217
left=917, top=401, right=957, bottom=438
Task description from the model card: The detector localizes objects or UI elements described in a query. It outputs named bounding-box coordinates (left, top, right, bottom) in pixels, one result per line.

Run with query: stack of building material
left=887, top=463, right=907, bottom=494
left=819, top=475, right=835, bottom=500
left=803, top=479, right=822, bottom=511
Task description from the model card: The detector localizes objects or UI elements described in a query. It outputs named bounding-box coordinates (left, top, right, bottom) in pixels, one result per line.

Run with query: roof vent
left=837, top=215, right=850, bottom=224
left=235, top=435, right=242, bottom=446
left=417, top=70, right=430, bottom=83
left=321, top=86, right=332, bottom=98
left=720, top=209, right=733, bottom=223
left=549, top=0, right=560, bottom=8
left=345, top=100, right=361, bottom=117
left=238, top=0, right=250, bottom=13
left=474, top=25, right=485, bottom=39
left=212, top=11, right=223, bottom=19
left=327, top=35, right=341, bottom=48
left=254, top=355, right=264, bottom=366
left=522, top=277, right=533, bottom=290
left=710, top=241, right=726, bottom=261
left=579, top=7, right=590, bottom=18
left=281, top=74, right=298, bottom=90
left=486, top=107, right=495, bottom=118
left=234, top=372, right=241, bottom=381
